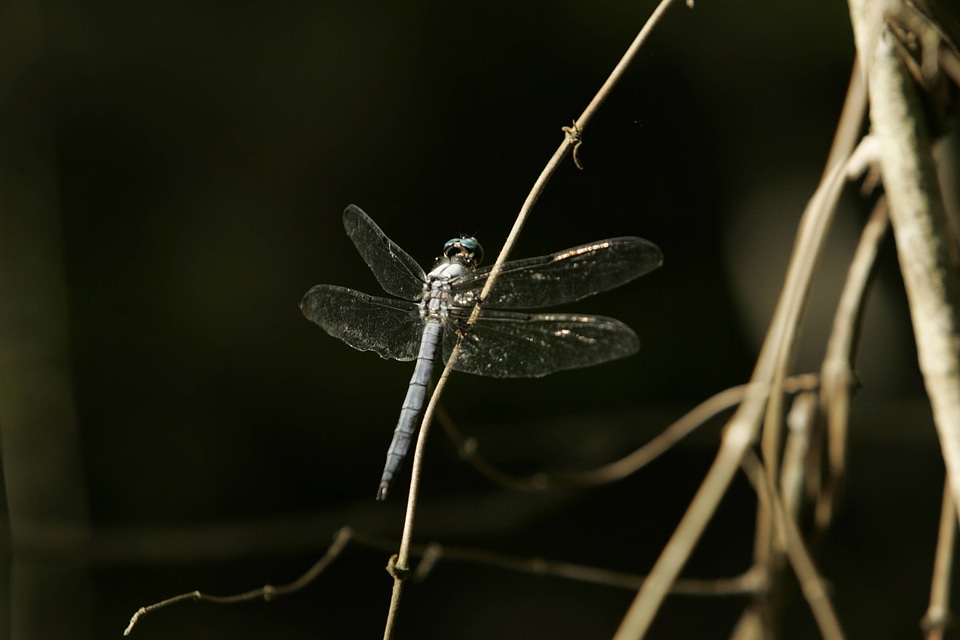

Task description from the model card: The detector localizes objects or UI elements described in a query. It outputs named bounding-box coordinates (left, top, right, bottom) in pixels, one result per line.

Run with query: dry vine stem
left=816, top=197, right=889, bottom=529
left=123, top=527, right=353, bottom=635
left=352, top=529, right=763, bottom=596
left=923, top=478, right=957, bottom=640
left=740, top=450, right=844, bottom=640
left=439, top=374, right=819, bottom=492
left=381, top=0, right=687, bottom=638
left=849, top=0, right=960, bottom=524
left=613, top=115, right=879, bottom=640
left=742, top=61, right=869, bottom=640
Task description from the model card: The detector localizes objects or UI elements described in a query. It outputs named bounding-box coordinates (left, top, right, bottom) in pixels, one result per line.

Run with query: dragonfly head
left=443, top=236, right=483, bottom=267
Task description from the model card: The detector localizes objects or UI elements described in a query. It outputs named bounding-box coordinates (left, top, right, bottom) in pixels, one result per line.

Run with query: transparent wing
left=301, top=284, right=423, bottom=361
left=449, top=237, right=662, bottom=309
left=343, top=205, right=426, bottom=301
left=442, top=311, right=639, bottom=378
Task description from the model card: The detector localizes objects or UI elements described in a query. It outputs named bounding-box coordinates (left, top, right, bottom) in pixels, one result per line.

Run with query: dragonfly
left=301, top=205, right=663, bottom=500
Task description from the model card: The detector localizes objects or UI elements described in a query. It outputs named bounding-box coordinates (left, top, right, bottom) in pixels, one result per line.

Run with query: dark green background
left=1, top=0, right=955, bottom=638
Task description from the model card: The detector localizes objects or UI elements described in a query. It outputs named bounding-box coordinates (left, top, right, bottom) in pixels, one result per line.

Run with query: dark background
left=2, top=1, right=957, bottom=638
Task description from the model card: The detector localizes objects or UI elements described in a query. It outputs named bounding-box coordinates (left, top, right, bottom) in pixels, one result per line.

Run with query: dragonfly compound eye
left=443, top=237, right=483, bottom=266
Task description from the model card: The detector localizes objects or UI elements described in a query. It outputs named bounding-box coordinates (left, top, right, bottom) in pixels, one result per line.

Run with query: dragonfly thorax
left=421, top=260, right=466, bottom=319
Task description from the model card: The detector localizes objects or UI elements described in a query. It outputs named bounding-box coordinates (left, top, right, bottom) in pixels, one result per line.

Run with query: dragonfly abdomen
left=377, top=318, right=444, bottom=500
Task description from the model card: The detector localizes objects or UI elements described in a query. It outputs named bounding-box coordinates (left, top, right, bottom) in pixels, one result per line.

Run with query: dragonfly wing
left=301, top=285, right=423, bottom=361
left=343, top=205, right=426, bottom=301
left=442, top=310, right=639, bottom=378
left=450, top=236, right=662, bottom=309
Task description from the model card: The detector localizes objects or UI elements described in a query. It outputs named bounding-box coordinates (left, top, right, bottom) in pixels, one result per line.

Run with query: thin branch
left=350, top=531, right=763, bottom=596
left=439, top=374, right=819, bottom=491
left=613, top=135, right=876, bottom=640
left=822, top=56, right=869, bottom=181
left=123, top=527, right=354, bottom=636
left=811, top=67, right=875, bottom=535
left=470, top=0, right=685, bottom=317
left=737, top=75, right=873, bottom=637
left=383, top=2, right=688, bottom=638
left=922, top=478, right=957, bottom=640
left=941, top=45, right=960, bottom=86
left=741, top=451, right=846, bottom=640
left=779, top=391, right=819, bottom=521
left=749, top=61, right=870, bottom=638
left=817, top=197, right=889, bottom=529
left=122, top=521, right=765, bottom=637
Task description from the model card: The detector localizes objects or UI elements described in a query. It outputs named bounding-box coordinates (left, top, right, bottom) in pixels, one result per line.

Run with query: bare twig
left=468, top=0, right=684, bottom=319
left=822, top=57, right=869, bottom=181
left=440, top=374, right=819, bottom=491
left=741, top=451, right=846, bottom=640
left=382, top=2, right=688, bottom=638
left=941, top=45, right=960, bottom=86
left=814, top=70, right=874, bottom=524
left=779, top=390, right=819, bottom=520
left=351, top=530, right=763, bottom=595
left=122, top=520, right=761, bottom=637
left=736, top=67, right=874, bottom=638
left=123, top=527, right=354, bottom=636
left=748, top=65, right=870, bottom=639
left=922, top=478, right=957, bottom=640
left=817, top=197, right=889, bottom=529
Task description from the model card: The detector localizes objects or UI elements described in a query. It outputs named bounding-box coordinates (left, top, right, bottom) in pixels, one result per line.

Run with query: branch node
left=562, top=121, right=585, bottom=170
left=921, top=606, right=955, bottom=635
left=386, top=553, right=410, bottom=580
